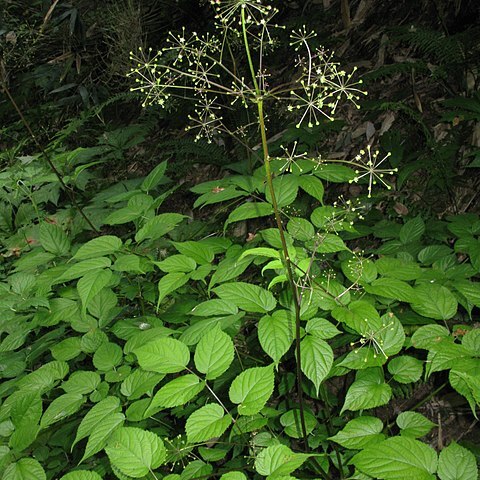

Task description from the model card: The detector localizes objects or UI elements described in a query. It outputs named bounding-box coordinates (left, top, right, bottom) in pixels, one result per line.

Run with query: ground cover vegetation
left=0, top=0, right=479, bottom=479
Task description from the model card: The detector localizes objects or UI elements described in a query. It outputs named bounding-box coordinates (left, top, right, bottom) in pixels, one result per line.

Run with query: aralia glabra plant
left=129, top=0, right=396, bottom=458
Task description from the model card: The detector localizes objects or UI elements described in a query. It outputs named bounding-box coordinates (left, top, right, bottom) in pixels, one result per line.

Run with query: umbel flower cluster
left=129, top=0, right=396, bottom=196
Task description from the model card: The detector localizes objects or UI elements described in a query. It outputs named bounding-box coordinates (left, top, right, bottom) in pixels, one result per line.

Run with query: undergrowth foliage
left=0, top=1, right=479, bottom=480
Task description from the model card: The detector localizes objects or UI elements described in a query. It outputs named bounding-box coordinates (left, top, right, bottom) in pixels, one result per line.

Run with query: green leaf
left=3, top=458, right=46, bottom=480
left=194, top=324, right=234, bottom=379
left=39, top=222, right=70, bottom=256
left=146, top=375, right=205, bottom=415
left=155, top=255, right=197, bottom=273
left=255, top=444, right=309, bottom=478
left=411, top=284, right=458, bottom=320
left=388, top=356, right=423, bottom=383
left=186, top=404, right=232, bottom=443
left=438, top=442, right=478, bottom=480
left=60, top=258, right=112, bottom=282
left=305, top=317, right=341, bottom=340
left=400, top=216, right=425, bottom=244
left=74, top=235, right=122, bottom=260
left=298, top=175, right=324, bottom=202
left=135, top=213, right=186, bottom=243
left=317, top=233, right=349, bottom=253
left=240, top=247, right=281, bottom=260
left=287, top=217, right=315, bottom=241
left=225, top=202, right=274, bottom=229
left=280, top=409, right=317, bottom=438
left=73, top=396, right=121, bottom=448
left=341, top=368, right=392, bottom=413
left=80, top=413, right=125, bottom=463
left=300, top=336, right=333, bottom=394
left=314, top=164, right=356, bottom=182
left=120, top=369, right=164, bottom=400
left=329, top=416, right=384, bottom=449
left=62, top=371, right=101, bottom=394
left=77, top=269, right=113, bottom=315
left=220, top=473, right=247, bottom=480
left=375, top=257, right=421, bottom=281
left=105, top=426, right=166, bottom=478
left=59, top=472, right=103, bottom=480
left=364, top=278, right=417, bottom=303
left=112, top=254, right=149, bottom=273
left=411, top=324, right=451, bottom=349
left=11, top=391, right=42, bottom=429
left=157, top=272, right=190, bottom=307
left=229, top=365, right=275, bottom=415
left=171, top=241, right=215, bottom=264
left=341, top=255, right=378, bottom=285
left=104, top=207, right=141, bottom=225
left=141, top=161, right=168, bottom=193
left=40, top=393, right=85, bottom=428
left=134, top=337, right=190, bottom=373
left=190, top=299, right=238, bottom=317
left=93, top=342, right=123, bottom=371
left=194, top=185, right=247, bottom=208
left=265, top=175, right=299, bottom=208
left=258, top=310, right=294, bottom=363
left=213, top=282, right=276, bottom=313
left=397, top=412, right=436, bottom=438
left=351, top=437, right=438, bottom=480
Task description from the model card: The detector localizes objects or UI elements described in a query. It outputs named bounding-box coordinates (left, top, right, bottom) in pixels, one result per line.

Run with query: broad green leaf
left=171, top=241, right=215, bottom=264
left=40, top=393, right=85, bottom=428
left=2, top=458, right=46, bottom=480
left=180, top=460, right=213, bottom=480
left=39, top=222, right=70, bottom=256
left=74, top=235, right=122, bottom=260
left=298, top=175, right=324, bottom=202
left=213, top=282, right=276, bottom=313
left=104, top=207, right=141, bottom=225
left=194, top=325, right=234, bottom=379
left=155, top=255, right=197, bottom=273
left=426, top=341, right=471, bottom=376
left=134, top=337, right=190, bottom=373
left=351, top=437, right=438, bottom=480
left=157, top=272, right=190, bottom=307
left=258, top=310, right=294, bottom=363
left=62, top=371, right=101, bottom=394
left=400, top=216, right=425, bottom=244
left=220, top=473, right=247, bottom=480
left=73, top=396, right=121, bottom=448
left=190, top=299, right=238, bottom=317
left=305, top=317, right=341, bottom=339
left=375, top=257, right=421, bottom=281
left=364, top=278, right=417, bottom=303
left=317, top=234, right=348, bottom=253
left=146, top=375, right=204, bottom=415
left=135, top=213, right=186, bottom=243
left=59, top=257, right=112, bottom=282
left=141, top=161, right=168, bottom=192
left=194, top=185, right=247, bottom=208
left=314, top=164, right=356, bottom=182
left=341, top=255, right=378, bottom=285
left=287, top=217, right=315, bottom=241
left=462, top=329, right=480, bottom=355
left=80, top=413, right=125, bottom=463
left=112, top=254, right=149, bottom=273
left=105, top=426, right=166, bottom=478
left=265, top=174, right=299, bottom=208
left=186, top=404, right=232, bottom=443
left=411, top=284, right=458, bottom=320
left=255, top=444, right=309, bottom=478
left=388, top=356, right=423, bottom=383
left=229, top=365, right=275, bottom=415
left=239, top=247, right=280, bottom=260
left=329, top=416, right=384, bottom=449
left=280, top=409, right=317, bottom=438
left=59, top=472, right=103, bottom=480
left=225, top=202, right=274, bottom=229
left=411, top=324, right=451, bottom=349
left=438, top=442, right=478, bottom=480
left=11, top=391, right=42, bottom=429
left=209, top=253, right=253, bottom=289
left=300, top=336, right=333, bottom=394
left=93, top=342, right=123, bottom=371
left=77, top=269, right=112, bottom=315
left=341, top=368, right=392, bottom=413
left=397, top=412, right=436, bottom=438
left=418, top=245, right=453, bottom=265
left=120, top=369, right=164, bottom=400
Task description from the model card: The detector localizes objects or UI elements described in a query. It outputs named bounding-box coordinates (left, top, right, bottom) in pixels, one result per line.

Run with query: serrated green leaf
left=120, top=369, right=164, bottom=400
left=388, top=356, right=423, bottom=383
left=59, top=472, right=103, bottom=480
left=329, top=416, right=384, bottom=449
left=104, top=207, right=141, bottom=225
left=194, top=325, right=234, bottom=379
left=225, top=202, right=274, bottom=229
left=411, top=324, right=451, bottom=349
left=265, top=175, right=299, bottom=208
left=240, top=247, right=281, bottom=260
left=74, top=236, right=122, bottom=260
left=400, top=216, right=425, bottom=244
left=141, top=161, right=168, bottom=192
left=39, top=222, right=70, bottom=256
left=397, top=412, right=436, bottom=438
left=300, top=336, right=333, bottom=394
left=229, top=365, right=274, bottom=415
left=341, top=368, right=392, bottom=413
left=11, top=391, right=42, bottom=429
left=93, top=342, right=123, bottom=371
left=375, top=257, right=421, bottom=281
left=280, top=409, right=317, bottom=438
left=105, top=426, right=165, bottom=478
left=186, top=404, right=232, bottom=444
left=411, top=284, right=458, bottom=320
left=40, top=393, right=85, bottom=428
left=298, top=175, right=324, bottom=202
left=77, top=269, right=112, bottom=315
left=314, top=164, right=356, bottom=182
left=171, top=241, right=215, bottom=264
left=351, top=437, right=437, bottom=480
left=190, top=299, right=238, bottom=317
left=258, top=310, right=295, bottom=363
left=62, top=371, right=101, bottom=394
left=2, top=458, right=46, bottom=480
left=155, top=255, right=197, bottom=273
left=194, top=185, right=247, bottom=208
left=135, top=213, right=186, bottom=243
left=255, top=444, right=309, bottom=478
left=305, top=318, right=341, bottom=339
left=134, top=337, right=190, bottom=373
left=287, top=217, right=315, bottom=241
left=341, top=255, right=378, bottom=285
left=59, top=257, right=112, bottom=282
left=438, top=442, right=477, bottom=480
left=317, top=234, right=348, bottom=253
left=213, top=282, right=276, bottom=313
left=157, top=272, right=190, bottom=307
left=365, top=278, right=417, bottom=303
left=219, top=473, right=247, bottom=480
